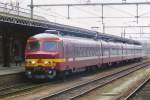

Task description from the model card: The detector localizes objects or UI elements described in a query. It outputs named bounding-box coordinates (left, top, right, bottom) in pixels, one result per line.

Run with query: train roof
left=96, top=33, right=141, bottom=45
left=44, top=29, right=141, bottom=45
left=31, top=33, right=60, bottom=39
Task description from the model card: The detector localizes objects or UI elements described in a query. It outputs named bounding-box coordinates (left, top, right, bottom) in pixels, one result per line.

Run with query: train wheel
left=57, top=70, right=70, bottom=80
left=100, top=64, right=106, bottom=70
left=108, top=62, right=112, bottom=67
left=90, top=66, right=97, bottom=72
left=96, top=64, right=101, bottom=70
left=86, top=66, right=90, bottom=72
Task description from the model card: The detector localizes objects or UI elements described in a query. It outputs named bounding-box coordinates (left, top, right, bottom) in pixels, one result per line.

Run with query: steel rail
left=0, top=82, right=51, bottom=98
left=39, top=61, right=150, bottom=100
left=68, top=62, right=150, bottom=100
left=0, top=60, right=149, bottom=99
left=123, top=77, right=150, bottom=100
left=0, top=82, right=32, bottom=92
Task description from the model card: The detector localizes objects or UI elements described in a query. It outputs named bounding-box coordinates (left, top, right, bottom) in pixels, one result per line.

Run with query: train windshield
left=26, top=41, right=40, bottom=51
left=42, top=41, right=57, bottom=51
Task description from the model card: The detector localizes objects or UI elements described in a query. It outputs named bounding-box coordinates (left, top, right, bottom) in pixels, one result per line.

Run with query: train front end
left=25, top=33, right=64, bottom=79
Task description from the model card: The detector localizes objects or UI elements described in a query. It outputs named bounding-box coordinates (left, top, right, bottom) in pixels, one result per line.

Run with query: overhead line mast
left=29, top=2, right=150, bottom=32
left=29, top=1, right=150, bottom=40
left=30, top=0, right=33, bottom=18
left=29, top=2, right=150, bottom=19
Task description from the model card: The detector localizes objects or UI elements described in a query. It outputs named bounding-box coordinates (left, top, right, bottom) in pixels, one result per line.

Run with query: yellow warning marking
left=25, top=58, right=65, bottom=68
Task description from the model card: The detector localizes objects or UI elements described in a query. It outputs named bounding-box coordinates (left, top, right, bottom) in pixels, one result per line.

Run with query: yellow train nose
left=25, top=59, right=57, bottom=68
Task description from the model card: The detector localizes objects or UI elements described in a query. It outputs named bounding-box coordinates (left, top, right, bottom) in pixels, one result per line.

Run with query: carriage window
left=43, top=42, right=57, bottom=51
left=26, top=41, right=40, bottom=51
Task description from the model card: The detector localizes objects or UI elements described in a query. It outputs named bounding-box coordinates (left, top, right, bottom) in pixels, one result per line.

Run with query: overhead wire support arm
left=29, top=2, right=150, bottom=21
left=30, top=2, right=150, bottom=7
left=106, top=25, right=150, bottom=28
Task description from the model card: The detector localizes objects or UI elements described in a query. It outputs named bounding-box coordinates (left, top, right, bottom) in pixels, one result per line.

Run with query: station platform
left=0, top=64, right=25, bottom=87
left=0, top=64, right=25, bottom=76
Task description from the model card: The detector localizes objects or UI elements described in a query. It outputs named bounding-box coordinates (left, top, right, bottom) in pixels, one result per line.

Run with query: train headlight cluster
left=44, top=61, right=56, bottom=67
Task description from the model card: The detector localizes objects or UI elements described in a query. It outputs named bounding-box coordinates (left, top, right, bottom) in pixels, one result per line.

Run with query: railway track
left=39, top=61, right=150, bottom=100
left=123, top=77, right=150, bottom=100
left=0, top=60, right=149, bottom=99
left=0, top=81, right=51, bottom=98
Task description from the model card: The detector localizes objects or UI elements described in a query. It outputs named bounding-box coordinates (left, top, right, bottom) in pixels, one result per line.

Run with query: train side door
left=99, top=40, right=103, bottom=66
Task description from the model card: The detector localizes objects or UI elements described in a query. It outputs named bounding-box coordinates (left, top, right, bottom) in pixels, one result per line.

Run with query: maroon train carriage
left=25, top=30, right=143, bottom=79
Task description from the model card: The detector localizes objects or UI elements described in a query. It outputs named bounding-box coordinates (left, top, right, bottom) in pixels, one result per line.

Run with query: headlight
left=48, top=70, right=52, bottom=74
left=27, top=71, right=31, bottom=75
left=31, top=61, right=36, bottom=64
left=44, top=61, right=49, bottom=64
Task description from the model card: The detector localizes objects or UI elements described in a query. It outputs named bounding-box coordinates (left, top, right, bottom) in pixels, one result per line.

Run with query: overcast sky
left=1, top=0, right=150, bottom=41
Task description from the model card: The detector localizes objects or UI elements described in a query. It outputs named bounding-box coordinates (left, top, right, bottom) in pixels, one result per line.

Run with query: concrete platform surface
left=0, top=64, right=25, bottom=76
